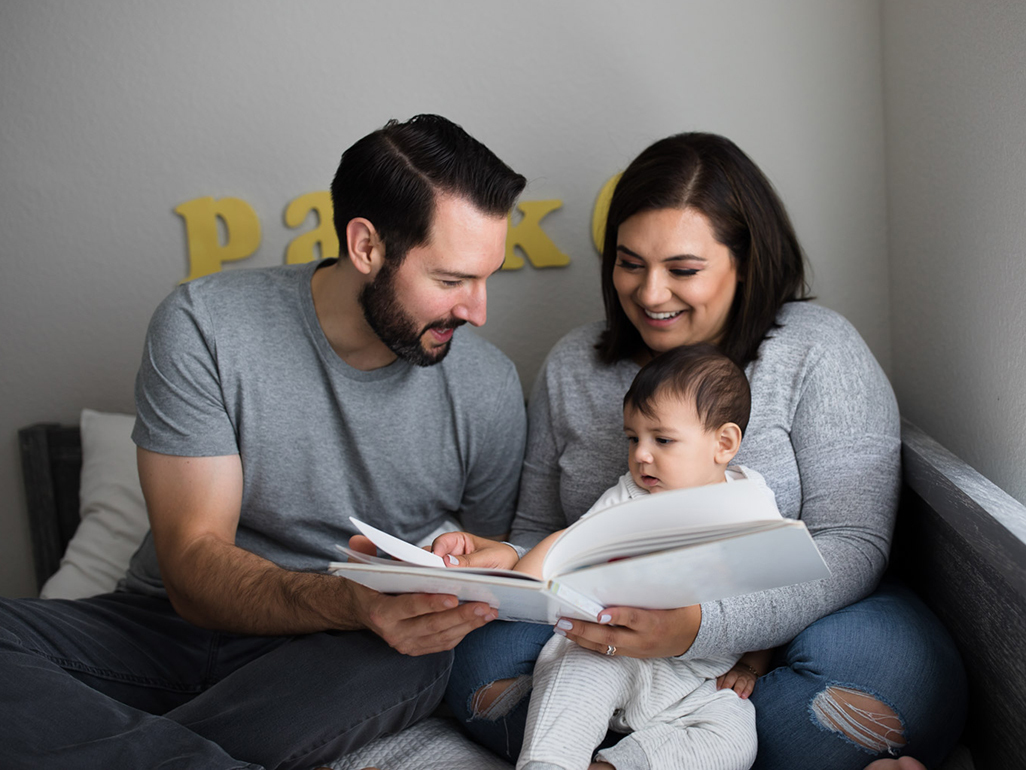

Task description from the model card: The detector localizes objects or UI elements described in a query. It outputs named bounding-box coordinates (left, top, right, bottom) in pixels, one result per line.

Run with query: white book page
left=348, top=517, right=446, bottom=567
left=552, top=521, right=785, bottom=574
left=541, top=480, right=780, bottom=579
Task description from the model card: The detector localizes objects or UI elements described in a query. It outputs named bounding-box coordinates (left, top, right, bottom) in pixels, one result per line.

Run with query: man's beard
left=359, top=261, right=464, bottom=367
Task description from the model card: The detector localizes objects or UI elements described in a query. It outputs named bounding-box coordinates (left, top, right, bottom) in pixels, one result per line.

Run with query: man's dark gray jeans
left=0, top=591, right=450, bottom=769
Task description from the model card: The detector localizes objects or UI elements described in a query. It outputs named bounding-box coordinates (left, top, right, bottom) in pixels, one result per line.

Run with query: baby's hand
left=430, top=532, right=520, bottom=571
left=716, top=662, right=758, bottom=699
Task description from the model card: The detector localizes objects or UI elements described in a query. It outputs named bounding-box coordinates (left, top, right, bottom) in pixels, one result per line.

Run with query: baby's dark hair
left=623, top=343, right=751, bottom=435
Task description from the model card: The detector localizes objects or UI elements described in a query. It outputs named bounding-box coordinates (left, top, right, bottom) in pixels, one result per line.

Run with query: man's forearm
left=164, top=534, right=365, bottom=635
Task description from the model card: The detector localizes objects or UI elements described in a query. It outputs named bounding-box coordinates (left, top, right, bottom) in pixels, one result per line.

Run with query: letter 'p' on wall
left=175, top=197, right=262, bottom=282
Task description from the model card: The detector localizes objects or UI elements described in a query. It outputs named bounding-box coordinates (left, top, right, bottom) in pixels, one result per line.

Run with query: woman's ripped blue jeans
left=444, top=578, right=967, bottom=769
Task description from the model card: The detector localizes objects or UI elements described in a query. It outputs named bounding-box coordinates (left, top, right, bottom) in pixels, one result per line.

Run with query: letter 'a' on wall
left=591, top=173, right=621, bottom=255
left=502, top=200, right=571, bottom=270
left=284, top=191, right=339, bottom=264
left=175, top=197, right=262, bottom=282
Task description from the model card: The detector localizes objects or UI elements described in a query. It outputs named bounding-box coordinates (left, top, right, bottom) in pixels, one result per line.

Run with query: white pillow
left=39, top=409, right=150, bottom=599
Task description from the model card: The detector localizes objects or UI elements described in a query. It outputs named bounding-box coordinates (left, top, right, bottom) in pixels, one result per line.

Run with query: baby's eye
left=655, top=437, right=674, bottom=445
left=625, top=436, right=638, bottom=444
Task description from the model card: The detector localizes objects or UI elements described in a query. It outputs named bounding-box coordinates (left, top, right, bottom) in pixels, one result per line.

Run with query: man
left=0, top=115, right=528, bottom=769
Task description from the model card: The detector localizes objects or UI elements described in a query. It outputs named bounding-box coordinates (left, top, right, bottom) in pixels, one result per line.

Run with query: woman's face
left=612, top=207, right=738, bottom=354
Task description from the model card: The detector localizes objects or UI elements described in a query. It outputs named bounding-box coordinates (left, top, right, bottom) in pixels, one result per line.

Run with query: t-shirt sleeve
left=687, top=318, right=901, bottom=659
left=455, top=365, right=527, bottom=538
left=131, top=284, right=240, bottom=457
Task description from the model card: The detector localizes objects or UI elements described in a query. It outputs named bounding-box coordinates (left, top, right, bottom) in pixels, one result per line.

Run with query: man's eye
left=440, top=280, right=463, bottom=288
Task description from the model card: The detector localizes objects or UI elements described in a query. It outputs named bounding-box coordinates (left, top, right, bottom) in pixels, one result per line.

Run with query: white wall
left=883, top=0, right=1026, bottom=507
left=0, top=0, right=888, bottom=597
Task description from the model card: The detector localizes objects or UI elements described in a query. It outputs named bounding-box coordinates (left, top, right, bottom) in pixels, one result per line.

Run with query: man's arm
left=138, top=448, right=497, bottom=654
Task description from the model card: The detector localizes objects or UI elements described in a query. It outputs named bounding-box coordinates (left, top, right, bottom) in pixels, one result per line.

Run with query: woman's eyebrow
left=616, top=245, right=705, bottom=263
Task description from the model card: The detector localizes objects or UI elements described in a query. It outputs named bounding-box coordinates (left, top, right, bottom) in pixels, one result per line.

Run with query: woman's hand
left=555, top=604, right=702, bottom=659
left=430, top=531, right=520, bottom=571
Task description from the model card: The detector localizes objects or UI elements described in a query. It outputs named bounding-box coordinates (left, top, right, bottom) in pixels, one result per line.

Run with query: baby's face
left=623, top=394, right=726, bottom=493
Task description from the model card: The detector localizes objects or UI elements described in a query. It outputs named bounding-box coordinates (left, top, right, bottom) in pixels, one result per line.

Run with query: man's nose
left=453, top=283, right=487, bottom=327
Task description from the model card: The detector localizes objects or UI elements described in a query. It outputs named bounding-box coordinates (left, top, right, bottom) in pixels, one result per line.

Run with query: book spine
left=550, top=581, right=606, bottom=620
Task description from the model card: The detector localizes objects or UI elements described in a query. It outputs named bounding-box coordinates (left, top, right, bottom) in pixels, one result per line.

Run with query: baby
left=439, top=343, right=774, bottom=770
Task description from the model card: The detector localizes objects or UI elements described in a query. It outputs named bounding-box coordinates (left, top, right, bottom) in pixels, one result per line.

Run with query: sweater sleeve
left=686, top=310, right=901, bottom=659
left=509, top=357, right=568, bottom=549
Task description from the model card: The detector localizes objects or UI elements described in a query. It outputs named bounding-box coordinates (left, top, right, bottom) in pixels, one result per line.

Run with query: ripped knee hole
left=470, top=675, right=532, bottom=719
left=811, top=686, right=907, bottom=754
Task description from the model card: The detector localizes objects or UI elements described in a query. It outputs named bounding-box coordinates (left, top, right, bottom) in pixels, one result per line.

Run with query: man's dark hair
left=598, top=132, right=811, bottom=368
left=623, top=343, right=751, bottom=435
left=330, top=114, right=526, bottom=265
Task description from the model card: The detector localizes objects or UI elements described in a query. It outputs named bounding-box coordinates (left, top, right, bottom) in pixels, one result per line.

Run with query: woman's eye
left=670, top=268, right=699, bottom=277
left=615, top=260, right=643, bottom=271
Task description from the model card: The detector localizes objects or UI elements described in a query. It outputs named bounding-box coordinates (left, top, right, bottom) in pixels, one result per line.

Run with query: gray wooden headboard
left=889, top=421, right=1026, bottom=768
left=17, top=418, right=1026, bottom=767
left=18, top=423, right=83, bottom=590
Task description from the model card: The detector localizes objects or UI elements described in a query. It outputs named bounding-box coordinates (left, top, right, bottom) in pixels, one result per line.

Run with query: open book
left=329, top=480, right=830, bottom=624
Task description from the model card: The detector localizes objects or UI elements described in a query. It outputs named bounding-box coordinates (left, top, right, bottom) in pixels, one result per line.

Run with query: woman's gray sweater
left=510, top=302, right=901, bottom=660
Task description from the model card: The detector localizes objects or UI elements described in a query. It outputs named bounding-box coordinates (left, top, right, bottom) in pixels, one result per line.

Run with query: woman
left=445, top=133, right=967, bottom=769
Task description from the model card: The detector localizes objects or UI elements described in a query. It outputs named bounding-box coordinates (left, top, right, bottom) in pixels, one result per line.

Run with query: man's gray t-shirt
left=123, top=260, right=526, bottom=596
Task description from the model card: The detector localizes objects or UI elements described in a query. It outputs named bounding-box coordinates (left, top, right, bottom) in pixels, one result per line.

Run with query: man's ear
left=344, top=218, right=384, bottom=276
left=714, top=422, right=743, bottom=465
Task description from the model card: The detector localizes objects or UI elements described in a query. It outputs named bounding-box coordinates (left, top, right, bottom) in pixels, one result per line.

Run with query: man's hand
left=346, top=533, right=499, bottom=654
left=430, top=531, right=520, bottom=571
left=554, top=604, right=701, bottom=659
left=345, top=578, right=497, bottom=656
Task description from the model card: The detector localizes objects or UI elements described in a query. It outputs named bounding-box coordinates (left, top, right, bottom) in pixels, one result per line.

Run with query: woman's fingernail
left=556, top=619, right=573, bottom=631
left=598, top=614, right=612, bottom=624
left=447, top=555, right=458, bottom=565
left=553, top=627, right=566, bottom=637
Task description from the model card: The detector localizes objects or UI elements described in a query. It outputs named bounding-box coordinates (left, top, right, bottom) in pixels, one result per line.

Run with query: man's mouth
left=424, top=320, right=465, bottom=345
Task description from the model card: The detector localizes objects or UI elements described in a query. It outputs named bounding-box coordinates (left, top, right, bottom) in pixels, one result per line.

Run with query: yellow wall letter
left=284, top=191, right=339, bottom=265
left=175, top=196, right=261, bottom=282
left=503, top=200, right=570, bottom=270
left=591, top=173, right=622, bottom=255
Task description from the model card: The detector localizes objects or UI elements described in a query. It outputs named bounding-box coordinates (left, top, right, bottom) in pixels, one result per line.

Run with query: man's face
left=360, top=195, right=508, bottom=366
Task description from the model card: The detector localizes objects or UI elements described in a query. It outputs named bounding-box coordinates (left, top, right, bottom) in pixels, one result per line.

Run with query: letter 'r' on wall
left=175, top=197, right=262, bottom=282
left=284, top=191, right=340, bottom=264
left=503, top=200, right=571, bottom=270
